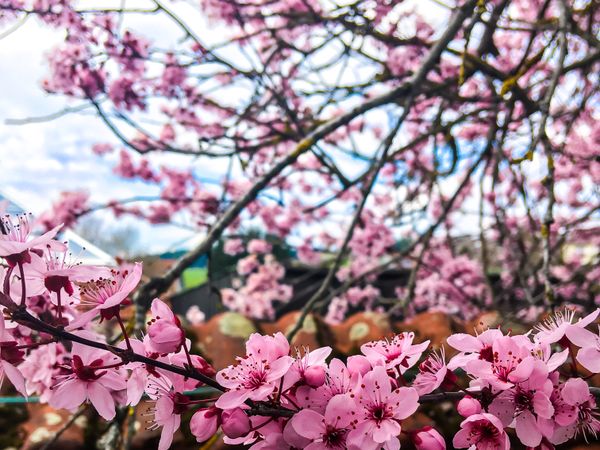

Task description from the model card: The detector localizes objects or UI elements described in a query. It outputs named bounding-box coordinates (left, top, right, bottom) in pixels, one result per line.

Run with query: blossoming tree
left=0, top=0, right=599, bottom=448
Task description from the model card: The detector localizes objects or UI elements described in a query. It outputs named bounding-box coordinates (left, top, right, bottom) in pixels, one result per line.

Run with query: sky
left=0, top=2, right=211, bottom=254
left=0, top=0, right=457, bottom=255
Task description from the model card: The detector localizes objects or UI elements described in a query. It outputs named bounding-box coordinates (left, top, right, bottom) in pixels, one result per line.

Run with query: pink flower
left=190, top=406, right=221, bottom=442
left=68, top=262, right=142, bottom=329
left=166, top=343, right=216, bottom=390
left=453, top=413, right=510, bottom=450
left=361, top=332, right=429, bottom=373
left=412, top=349, right=454, bottom=395
left=119, top=336, right=170, bottom=406
left=222, top=407, right=252, bottom=438
left=247, top=239, right=272, bottom=254
left=49, top=338, right=127, bottom=420
left=224, top=238, right=244, bottom=255
left=346, top=355, right=371, bottom=377
left=550, top=378, right=600, bottom=444
left=216, top=333, right=293, bottom=409
left=286, top=346, right=332, bottom=389
left=0, top=214, right=61, bottom=266
left=19, top=342, right=68, bottom=401
left=291, top=394, right=354, bottom=449
left=465, top=335, right=536, bottom=390
left=147, top=298, right=185, bottom=354
left=488, top=360, right=554, bottom=447
left=296, top=358, right=359, bottom=412
left=185, top=305, right=206, bottom=325
left=534, top=308, right=599, bottom=345
left=411, top=426, right=446, bottom=450
left=447, top=328, right=504, bottom=370
left=146, top=377, right=190, bottom=450
left=0, top=315, right=26, bottom=395
left=26, top=250, right=102, bottom=295
left=565, top=325, right=600, bottom=373
left=457, top=395, right=482, bottom=417
left=347, top=365, right=419, bottom=449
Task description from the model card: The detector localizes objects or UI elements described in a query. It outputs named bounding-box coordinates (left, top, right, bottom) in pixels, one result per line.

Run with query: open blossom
left=453, top=413, right=510, bottom=450
left=223, top=238, right=245, bottom=255
left=529, top=341, right=569, bottom=371
left=48, top=338, right=127, bottom=420
left=167, top=342, right=216, bottom=390
left=0, top=214, right=61, bottom=265
left=146, top=376, right=189, bottom=450
left=447, top=328, right=504, bottom=370
left=464, top=335, right=536, bottom=390
left=347, top=365, right=419, bottom=450
left=412, top=349, right=454, bottom=395
left=488, top=359, right=554, bottom=447
left=68, top=262, right=142, bottom=329
left=297, top=357, right=360, bottom=411
left=0, top=315, right=26, bottom=395
left=120, top=336, right=171, bottom=406
left=533, top=308, right=599, bottom=345
left=25, top=249, right=102, bottom=297
left=247, top=239, right=272, bottom=254
left=361, top=332, right=429, bottom=373
left=185, top=305, right=206, bottom=325
left=19, top=342, right=68, bottom=401
left=216, top=332, right=293, bottom=409
left=549, top=378, right=600, bottom=443
left=286, top=346, right=332, bottom=389
left=291, top=394, right=353, bottom=449
left=565, top=325, right=600, bottom=373
left=147, top=298, right=185, bottom=354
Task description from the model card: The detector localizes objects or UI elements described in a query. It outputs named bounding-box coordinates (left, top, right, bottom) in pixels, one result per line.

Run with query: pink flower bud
left=190, top=407, right=220, bottom=442
left=457, top=395, right=481, bottom=417
left=412, top=426, right=446, bottom=450
left=347, top=355, right=371, bottom=376
left=221, top=408, right=251, bottom=439
left=147, top=319, right=184, bottom=354
left=304, top=365, right=326, bottom=388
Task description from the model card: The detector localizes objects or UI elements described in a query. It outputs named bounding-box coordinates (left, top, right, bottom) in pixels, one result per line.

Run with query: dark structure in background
left=168, top=265, right=411, bottom=320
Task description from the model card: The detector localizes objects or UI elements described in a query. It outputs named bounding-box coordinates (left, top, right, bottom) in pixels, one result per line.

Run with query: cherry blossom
left=215, top=332, right=294, bottom=409
left=48, top=337, right=127, bottom=420
left=346, top=365, right=419, bottom=450
left=453, top=413, right=510, bottom=450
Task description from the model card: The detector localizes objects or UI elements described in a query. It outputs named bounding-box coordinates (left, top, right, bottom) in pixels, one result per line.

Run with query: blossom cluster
left=0, top=214, right=599, bottom=450
left=2, top=0, right=599, bottom=332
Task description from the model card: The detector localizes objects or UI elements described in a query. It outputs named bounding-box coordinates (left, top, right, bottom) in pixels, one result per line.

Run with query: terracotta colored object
left=258, top=311, right=320, bottom=350
left=395, top=311, right=459, bottom=355
left=462, top=310, right=502, bottom=335
left=21, top=404, right=85, bottom=450
left=330, top=312, right=392, bottom=355
left=191, top=312, right=257, bottom=370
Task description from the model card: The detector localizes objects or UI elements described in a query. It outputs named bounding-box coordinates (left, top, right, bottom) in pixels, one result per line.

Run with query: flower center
left=0, top=341, right=24, bottom=365
left=479, top=345, right=494, bottom=362
left=244, top=369, right=267, bottom=389
left=323, top=425, right=346, bottom=448
left=72, top=355, right=106, bottom=381
left=474, top=420, right=499, bottom=442
left=515, top=389, right=534, bottom=412
left=370, top=403, right=391, bottom=422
